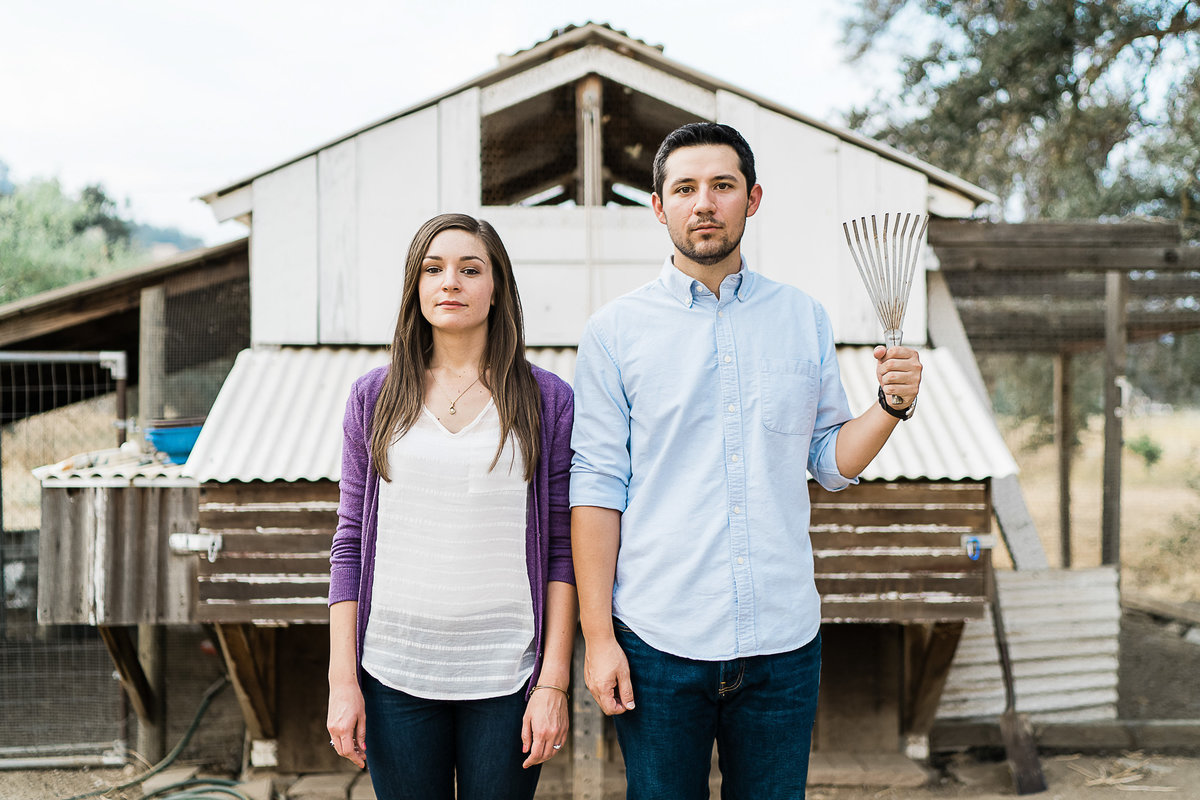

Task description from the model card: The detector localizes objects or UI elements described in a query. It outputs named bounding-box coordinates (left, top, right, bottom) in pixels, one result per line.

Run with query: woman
left=327, top=213, right=577, bottom=800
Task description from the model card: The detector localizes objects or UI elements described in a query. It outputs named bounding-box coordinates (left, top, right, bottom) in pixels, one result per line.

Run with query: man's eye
left=677, top=186, right=693, bottom=194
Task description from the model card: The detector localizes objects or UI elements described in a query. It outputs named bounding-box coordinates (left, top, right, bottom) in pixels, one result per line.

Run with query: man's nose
left=693, top=187, right=716, bottom=212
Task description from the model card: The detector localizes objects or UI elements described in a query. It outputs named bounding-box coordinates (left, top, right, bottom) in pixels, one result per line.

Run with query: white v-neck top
left=362, top=399, right=535, bottom=700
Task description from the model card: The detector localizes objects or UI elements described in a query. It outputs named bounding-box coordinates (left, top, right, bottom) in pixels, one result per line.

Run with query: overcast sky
left=2, top=1, right=902, bottom=245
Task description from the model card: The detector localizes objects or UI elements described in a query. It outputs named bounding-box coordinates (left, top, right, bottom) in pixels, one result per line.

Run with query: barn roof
left=182, top=345, right=1016, bottom=485
left=198, top=22, right=996, bottom=207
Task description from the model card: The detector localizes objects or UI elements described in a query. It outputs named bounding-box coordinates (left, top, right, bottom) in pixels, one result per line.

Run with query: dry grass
left=1002, top=408, right=1200, bottom=604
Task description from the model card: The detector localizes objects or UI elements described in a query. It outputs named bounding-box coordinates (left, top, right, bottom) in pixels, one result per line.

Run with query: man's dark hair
left=651, top=122, right=756, bottom=198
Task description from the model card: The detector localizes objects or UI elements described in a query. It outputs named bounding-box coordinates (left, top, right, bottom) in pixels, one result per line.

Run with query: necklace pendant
left=449, top=405, right=457, bottom=415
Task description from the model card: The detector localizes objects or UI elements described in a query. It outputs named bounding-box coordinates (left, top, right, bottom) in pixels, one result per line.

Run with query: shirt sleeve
left=329, top=380, right=367, bottom=604
left=546, top=385, right=576, bottom=584
left=807, top=303, right=857, bottom=492
left=570, top=318, right=632, bottom=511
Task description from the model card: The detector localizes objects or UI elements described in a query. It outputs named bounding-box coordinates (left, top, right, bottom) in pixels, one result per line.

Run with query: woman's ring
left=552, top=744, right=562, bottom=750
left=330, top=740, right=336, bottom=747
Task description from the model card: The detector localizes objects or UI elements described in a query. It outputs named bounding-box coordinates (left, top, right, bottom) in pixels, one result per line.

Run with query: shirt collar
left=658, top=256, right=755, bottom=307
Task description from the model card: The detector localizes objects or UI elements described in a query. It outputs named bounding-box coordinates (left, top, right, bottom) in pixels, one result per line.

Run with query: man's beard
left=672, top=223, right=742, bottom=267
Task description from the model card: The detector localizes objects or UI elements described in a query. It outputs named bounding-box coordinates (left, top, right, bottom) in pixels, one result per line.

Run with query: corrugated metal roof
left=185, top=347, right=389, bottom=483
left=837, top=347, right=1018, bottom=482
left=187, top=345, right=1015, bottom=484
left=35, top=444, right=195, bottom=487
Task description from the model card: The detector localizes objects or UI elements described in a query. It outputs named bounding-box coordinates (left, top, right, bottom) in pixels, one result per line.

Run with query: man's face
left=651, top=144, right=761, bottom=268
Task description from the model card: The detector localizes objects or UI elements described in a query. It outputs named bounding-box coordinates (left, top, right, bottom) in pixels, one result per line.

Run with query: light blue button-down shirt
left=570, top=257, right=856, bottom=660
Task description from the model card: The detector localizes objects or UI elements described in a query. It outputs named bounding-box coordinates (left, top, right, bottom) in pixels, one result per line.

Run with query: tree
left=843, top=0, right=1200, bottom=235
left=0, top=176, right=141, bottom=304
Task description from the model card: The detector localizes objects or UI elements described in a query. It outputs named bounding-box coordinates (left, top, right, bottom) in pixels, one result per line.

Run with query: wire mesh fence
left=0, top=356, right=127, bottom=757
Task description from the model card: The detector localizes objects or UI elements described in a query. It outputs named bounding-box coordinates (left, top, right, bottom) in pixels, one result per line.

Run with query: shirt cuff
left=569, top=472, right=629, bottom=512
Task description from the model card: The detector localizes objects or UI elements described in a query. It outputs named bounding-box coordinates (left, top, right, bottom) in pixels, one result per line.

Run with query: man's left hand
left=873, top=345, right=921, bottom=409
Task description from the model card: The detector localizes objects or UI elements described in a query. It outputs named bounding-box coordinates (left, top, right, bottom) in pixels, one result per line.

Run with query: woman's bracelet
left=532, top=684, right=569, bottom=699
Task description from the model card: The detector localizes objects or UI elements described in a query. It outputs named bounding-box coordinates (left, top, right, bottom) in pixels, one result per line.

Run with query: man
left=569, top=122, right=922, bottom=799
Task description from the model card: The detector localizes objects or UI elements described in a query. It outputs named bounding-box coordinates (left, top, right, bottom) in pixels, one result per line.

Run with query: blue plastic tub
left=144, top=425, right=203, bottom=464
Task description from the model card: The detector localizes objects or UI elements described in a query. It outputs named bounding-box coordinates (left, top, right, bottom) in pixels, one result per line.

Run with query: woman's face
left=418, top=229, right=495, bottom=334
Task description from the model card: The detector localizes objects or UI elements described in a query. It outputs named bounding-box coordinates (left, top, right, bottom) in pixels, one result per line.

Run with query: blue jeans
left=613, top=620, right=821, bottom=800
left=361, top=672, right=540, bottom=800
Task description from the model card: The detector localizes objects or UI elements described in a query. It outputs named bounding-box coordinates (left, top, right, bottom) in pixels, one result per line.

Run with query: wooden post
left=575, top=75, right=603, bottom=207
left=571, top=627, right=604, bottom=800
left=136, top=623, right=167, bottom=763
left=1053, top=352, right=1072, bottom=567
left=140, top=286, right=166, bottom=426
left=1101, top=270, right=1127, bottom=567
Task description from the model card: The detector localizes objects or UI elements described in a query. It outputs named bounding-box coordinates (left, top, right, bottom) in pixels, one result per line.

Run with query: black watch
left=878, top=387, right=916, bottom=421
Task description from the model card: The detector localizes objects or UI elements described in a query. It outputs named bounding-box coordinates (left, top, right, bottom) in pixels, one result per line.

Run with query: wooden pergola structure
left=928, top=220, right=1200, bottom=568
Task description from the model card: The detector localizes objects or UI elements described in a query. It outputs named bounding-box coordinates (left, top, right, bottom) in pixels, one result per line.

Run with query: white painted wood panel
left=250, top=157, right=319, bottom=345
left=481, top=46, right=716, bottom=120
left=751, top=106, right=841, bottom=304
left=354, top=108, right=440, bottom=344
left=317, top=140, right=358, bottom=343
left=439, top=89, right=481, bottom=212
left=514, top=264, right=591, bottom=345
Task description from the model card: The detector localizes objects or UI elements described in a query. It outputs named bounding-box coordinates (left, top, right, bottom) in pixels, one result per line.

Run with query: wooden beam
left=97, top=625, right=157, bottom=722
left=1101, top=271, right=1127, bottom=567
left=214, top=623, right=277, bottom=739
left=905, top=621, right=966, bottom=735
left=935, top=245, right=1199, bottom=272
left=991, top=475, right=1050, bottom=570
left=929, top=219, right=1181, bottom=247
left=1054, top=353, right=1072, bottom=568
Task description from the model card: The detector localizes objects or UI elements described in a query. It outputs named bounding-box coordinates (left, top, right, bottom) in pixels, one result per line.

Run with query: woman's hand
left=521, top=686, right=569, bottom=768
left=327, top=678, right=367, bottom=769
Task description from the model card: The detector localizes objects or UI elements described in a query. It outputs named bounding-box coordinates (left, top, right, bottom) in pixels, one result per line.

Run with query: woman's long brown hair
left=370, top=213, right=541, bottom=483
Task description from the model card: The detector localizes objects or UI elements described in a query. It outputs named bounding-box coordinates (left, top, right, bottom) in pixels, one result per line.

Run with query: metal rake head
left=841, top=212, right=930, bottom=348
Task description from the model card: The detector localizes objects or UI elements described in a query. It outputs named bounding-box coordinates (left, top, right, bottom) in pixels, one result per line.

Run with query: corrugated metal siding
left=936, top=567, right=1120, bottom=722
left=836, top=347, right=1017, bottom=482
left=184, top=345, right=1015, bottom=484
left=35, top=447, right=194, bottom=487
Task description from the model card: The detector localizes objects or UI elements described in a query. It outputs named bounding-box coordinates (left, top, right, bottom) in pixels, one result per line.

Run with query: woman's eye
left=462, top=267, right=480, bottom=276
left=423, top=265, right=441, bottom=274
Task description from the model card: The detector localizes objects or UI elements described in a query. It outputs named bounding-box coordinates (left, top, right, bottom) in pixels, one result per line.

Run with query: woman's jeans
left=612, top=619, right=822, bottom=800
left=361, top=672, right=539, bottom=800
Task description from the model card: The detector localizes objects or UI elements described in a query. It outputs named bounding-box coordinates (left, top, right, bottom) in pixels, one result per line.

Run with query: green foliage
left=0, top=159, right=201, bottom=306
left=1129, top=332, right=1200, bottom=406
left=843, top=0, right=1200, bottom=236
left=1127, top=432, right=1165, bottom=467
left=0, top=175, right=141, bottom=303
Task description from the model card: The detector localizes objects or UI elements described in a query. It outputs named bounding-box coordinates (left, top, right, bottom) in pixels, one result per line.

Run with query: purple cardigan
left=329, top=364, right=575, bottom=696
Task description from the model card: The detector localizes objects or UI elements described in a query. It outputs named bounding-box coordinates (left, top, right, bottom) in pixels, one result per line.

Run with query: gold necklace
left=431, top=371, right=481, bottom=415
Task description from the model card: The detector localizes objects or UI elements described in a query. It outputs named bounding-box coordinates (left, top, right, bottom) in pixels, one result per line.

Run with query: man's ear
left=651, top=193, right=668, bottom=225
left=746, top=184, right=763, bottom=218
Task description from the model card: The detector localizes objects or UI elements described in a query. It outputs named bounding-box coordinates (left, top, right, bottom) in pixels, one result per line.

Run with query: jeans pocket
left=760, top=358, right=819, bottom=435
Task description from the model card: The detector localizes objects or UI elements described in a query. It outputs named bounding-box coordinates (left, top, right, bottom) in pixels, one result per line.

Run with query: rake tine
left=847, top=218, right=884, bottom=315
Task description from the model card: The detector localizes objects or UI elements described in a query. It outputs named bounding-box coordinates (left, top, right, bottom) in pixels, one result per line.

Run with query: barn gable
left=200, top=23, right=994, bottom=349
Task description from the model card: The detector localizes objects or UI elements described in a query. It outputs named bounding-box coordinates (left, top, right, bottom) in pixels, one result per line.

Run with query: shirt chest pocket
left=760, top=358, right=820, bottom=435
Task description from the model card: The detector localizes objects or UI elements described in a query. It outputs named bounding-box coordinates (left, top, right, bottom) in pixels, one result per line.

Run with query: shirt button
left=731, top=454, right=739, bottom=462
left=724, top=355, right=732, bottom=363
left=733, top=506, right=742, bottom=514
left=718, top=311, right=724, bottom=318
left=737, top=556, right=744, bottom=565
left=727, top=404, right=735, bottom=412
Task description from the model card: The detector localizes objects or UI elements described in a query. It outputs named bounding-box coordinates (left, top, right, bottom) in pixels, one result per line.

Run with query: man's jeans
left=361, top=672, right=540, bottom=800
left=612, top=619, right=821, bottom=800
